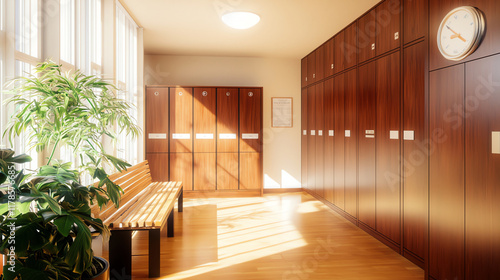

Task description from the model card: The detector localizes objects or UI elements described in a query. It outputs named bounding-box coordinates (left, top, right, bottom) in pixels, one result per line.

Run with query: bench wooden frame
left=91, top=161, right=183, bottom=278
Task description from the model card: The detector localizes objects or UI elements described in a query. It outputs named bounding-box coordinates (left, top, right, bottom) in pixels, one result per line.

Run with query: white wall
left=144, top=55, right=302, bottom=189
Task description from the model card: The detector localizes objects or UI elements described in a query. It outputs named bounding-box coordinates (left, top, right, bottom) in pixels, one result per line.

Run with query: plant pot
left=85, top=256, right=109, bottom=280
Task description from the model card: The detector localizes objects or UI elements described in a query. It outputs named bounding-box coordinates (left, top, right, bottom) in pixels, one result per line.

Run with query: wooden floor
left=96, top=193, right=424, bottom=280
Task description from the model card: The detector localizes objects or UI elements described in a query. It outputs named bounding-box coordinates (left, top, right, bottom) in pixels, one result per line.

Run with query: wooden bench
left=91, top=160, right=183, bottom=278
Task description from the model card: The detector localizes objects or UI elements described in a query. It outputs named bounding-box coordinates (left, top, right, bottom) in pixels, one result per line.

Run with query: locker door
left=146, top=87, right=169, bottom=153
left=301, top=88, right=308, bottom=190
left=334, top=74, right=345, bottom=210
left=217, top=153, right=239, bottom=190
left=324, top=38, right=335, bottom=78
left=344, top=22, right=357, bottom=69
left=358, top=9, right=377, bottom=63
left=334, top=30, right=345, bottom=74
left=358, top=61, right=376, bottom=229
left=315, top=46, right=325, bottom=81
left=169, top=153, right=193, bottom=191
left=217, top=88, right=239, bottom=153
left=307, top=51, right=316, bottom=84
left=307, top=86, right=316, bottom=193
left=429, top=65, right=465, bottom=280
left=301, top=57, right=308, bottom=87
left=170, top=87, right=193, bottom=153
left=194, top=153, right=216, bottom=191
left=375, top=51, right=401, bottom=244
left=240, top=88, right=262, bottom=153
left=376, top=0, right=401, bottom=56
left=403, top=0, right=427, bottom=44
left=344, top=69, right=357, bottom=217
left=323, top=78, right=335, bottom=203
left=194, top=88, right=216, bottom=153
left=240, top=153, right=262, bottom=190
left=146, top=153, right=169, bottom=182
left=315, top=83, right=324, bottom=198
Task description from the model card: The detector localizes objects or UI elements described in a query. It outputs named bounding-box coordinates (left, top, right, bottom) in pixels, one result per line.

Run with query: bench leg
left=149, top=229, right=161, bottom=278
left=109, top=230, right=132, bottom=280
left=178, top=189, right=183, bottom=212
left=167, top=211, right=174, bottom=237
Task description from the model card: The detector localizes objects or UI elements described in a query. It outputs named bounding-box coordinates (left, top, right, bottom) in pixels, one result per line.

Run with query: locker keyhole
left=202, top=91, right=208, bottom=97
left=178, top=92, right=183, bottom=96
left=248, top=92, right=254, bottom=97
left=154, top=92, right=159, bottom=96
left=226, top=92, right=230, bottom=96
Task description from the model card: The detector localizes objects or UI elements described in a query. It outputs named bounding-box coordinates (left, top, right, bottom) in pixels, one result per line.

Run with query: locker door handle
left=403, top=130, right=415, bottom=141
left=313, top=74, right=316, bottom=78
left=394, top=32, right=399, bottom=40
left=371, top=43, right=375, bottom=50
left=331, top=64, right=334, bottom=69
left=390, top=130, right=399, bottom=140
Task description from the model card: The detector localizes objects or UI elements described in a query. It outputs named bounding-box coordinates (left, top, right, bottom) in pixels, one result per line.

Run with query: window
left=60, top=0, right=75, bottom=68
left=116, top=2, right=138, bottom=165
left=0, top=0, right=6, bottom=148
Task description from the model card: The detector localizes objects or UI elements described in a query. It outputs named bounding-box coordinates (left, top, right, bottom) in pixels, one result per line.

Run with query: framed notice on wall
left=271, top=97, right=293, bottom=128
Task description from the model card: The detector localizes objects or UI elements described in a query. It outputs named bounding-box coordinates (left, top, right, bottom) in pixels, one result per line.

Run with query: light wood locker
left=323, top=78, right=335, bottom=203
left=375, top=51, right=401, bottom=244
left=169, top=153, right=193, bottom=191
left=146, top=87, right=169, bottom=153
left=170, top=87, right=193, bottom=153
left=146, top=153, right=169, bottom=182
left=194, top=153, right=216, bottom=191
left=240, top=153, right=262, bottom=190
left=217, top=88, right=239, bottom=153
left=307, top=86, right=317, bottom=193
left=217, top=153, right=239, bottom=190
left=194, top=87, right=216, bottom=153
left=240, top=88, right=262, bottom=153
left=301, top=88, right=308, bottom=190
left=315, top=83, right=325, bottom=198
left=344, top=68, right=357, bottom=217
left=334, top=74, right=345, bottom=210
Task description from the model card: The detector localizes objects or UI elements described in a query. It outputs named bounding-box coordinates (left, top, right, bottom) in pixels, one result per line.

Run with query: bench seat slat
left=153, top=182, right=183, bottom=227
left=120, top=182, right=170, bottom=228
left=143, top=182, right=176, bottom=227
left=111, top=182, right=160, bottom=227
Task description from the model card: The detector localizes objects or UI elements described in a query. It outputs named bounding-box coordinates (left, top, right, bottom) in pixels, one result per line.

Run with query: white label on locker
left=311, top=130, right=316, bottom=136
left=219, top=133, right=236, bottom=139
left=303, top=130, right=307, bottom=135
left=196, top=133, right=214, bottom=139
left=345, top=130, right=351, bottom=137
left=403, top=130, right=415, bottom=141
left=318, top=130, right=323, bottom=136
left=492, top=132, right=500, bottom=154
left=365, top=130, right=375, bottom=135
left=242, top=133, right=259, bottom=139
left=172, top=133, right=190, bottom=139
left=329, top=130, right=334, bottom=137
left=365, top=135, right=375, bottom=139
left=390, top=130, right=399, bottom=140
left=148, top=133, right=167, bottom=139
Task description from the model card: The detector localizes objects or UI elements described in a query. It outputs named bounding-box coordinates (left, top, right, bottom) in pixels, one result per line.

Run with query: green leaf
left=65, top=218, right=93, bottom=274
left=53, top=215, right=74, bottom=237
left=40, top=193, right=61, bottom=215
left=9, top=154, right=32, bottom=164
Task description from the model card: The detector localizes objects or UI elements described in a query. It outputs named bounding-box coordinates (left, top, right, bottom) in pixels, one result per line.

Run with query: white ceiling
left=121, top=0, right=380, bottom=59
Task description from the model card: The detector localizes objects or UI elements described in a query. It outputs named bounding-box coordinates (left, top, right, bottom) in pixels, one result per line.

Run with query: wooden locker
left=375, top=51, right=401, bottom=244
left=334, top=30, right=345, bottom=74
left=301, top=57, right=308, bottom=87
left=170, top=87, right=193, bottom=153
left=301, top=88, right=308, bottom=190
left=403, top=0, right=427, bottom=44
left=217, top=153, right=239, bottom=190
left=429, top=65, right=465, bottom=280
left=375, top=0, right=401, bottom=56
left=344, top=69, right=357, bottom=217
left=217, top=88, right=239, bottom=153
left=315, top=83, right=325, bottom=198
left=307, top=86, right=317, bottom=193
left=465, top=55, right=500, bottom=280
left=357, top=61, right=376, bottom=229
left=169, top=153, right=193, bottom=191
left=240, top=88, right=262, bottom=153
left=194, top=88, right=216, bottom=153
left=315, top=45, right=325, bottom=81
left=323, top=78, right=335, bottom=203
left=358, top=9, right=377, bottom=63
left=324, top=38, right=335, bottom=78
left=307, top=51, right=317, bottom=84
left=334, top=74, right=345, bottom=210
left=146, top=87, right=169, bottom=153
left=344, top=22, right=357, bottom=69
left=403, top=42, right=427, bottom=263
left=146, top=153, right=169, bottom=182
left=194, top=153, right=216, bottom=191
left=240, top=153, right=262, bottom=190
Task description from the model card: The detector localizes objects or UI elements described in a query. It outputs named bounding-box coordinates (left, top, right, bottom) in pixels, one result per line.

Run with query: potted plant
left=0, top=61, right=140, bottom=279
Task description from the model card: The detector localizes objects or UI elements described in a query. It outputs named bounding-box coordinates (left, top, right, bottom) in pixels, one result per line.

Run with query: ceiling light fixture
left=222, top=12, right=260, bottom=29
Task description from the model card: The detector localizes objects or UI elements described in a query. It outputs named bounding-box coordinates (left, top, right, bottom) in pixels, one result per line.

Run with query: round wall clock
left=437, top=6, right=485, bottom=61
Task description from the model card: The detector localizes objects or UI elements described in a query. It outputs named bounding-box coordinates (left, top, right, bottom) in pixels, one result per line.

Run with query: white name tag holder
left=196, top=133, right=214, bottom=139
left=242, top=133, right=259, bottom=139
left=219, top=133, right=237, bottom=139
left=172, top=133, right=190, bottom=139
left=148, top=133, right=167, bottom=139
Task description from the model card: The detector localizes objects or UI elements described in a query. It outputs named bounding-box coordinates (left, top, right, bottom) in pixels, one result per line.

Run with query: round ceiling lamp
left=222, top=12, right=260, bottom=29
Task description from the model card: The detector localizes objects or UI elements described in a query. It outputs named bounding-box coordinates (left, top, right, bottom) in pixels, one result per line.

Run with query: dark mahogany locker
left=344, top=68, right=357, bottom=218
left=307, top=51, right=316, bottom=84
left=375, top=51, right=401, bottom=244
left=307, top=86, right=317, bottom=193
left=146, top=87, right=169, bottom=153
left=375, top=0, right=401, bottom=56
left=315, top=82, right=325, bottom=198
left=465, top=54, right=500, bottom=280
left=217, top=88, right=239, bottom=190
left=357, top=61, right=376, bottom=229
left=301, top=57, right=308, bottom=87
left=315, top=46, right=325, bottom=81
left=324, top=38, right=335, bottom=78
left=301, top=88, right=308, bottom=190
left=403, top=0, right=427, bottom=44
left=358, top=9, right=377, bottom=63
left=334, top=30, right=345, bottom=74
left=169, top=87, right=193, bottom=153
left=323, top=78, right=335, bottom=203
left=403, top=41, right=427, bottom=264
left=429, top=64, right=465, bottom=280
left=333, top=73, right=345, bottom=210
left=240, top=88, right=262, bottom=153
left=344, top=22, right=357, bottom=69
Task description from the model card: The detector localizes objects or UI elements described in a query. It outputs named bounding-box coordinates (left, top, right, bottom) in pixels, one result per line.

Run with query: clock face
left=437, top=6, right=485, bottom=61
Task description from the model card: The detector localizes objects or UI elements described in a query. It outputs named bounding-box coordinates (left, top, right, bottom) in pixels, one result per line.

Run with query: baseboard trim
left=184, top=190, right=262, bottom=198
left=263, top=188, right=303, bottom=194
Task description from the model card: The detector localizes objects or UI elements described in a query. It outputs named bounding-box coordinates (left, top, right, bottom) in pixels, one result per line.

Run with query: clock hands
left=446, top=25, right=467, bottom=42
